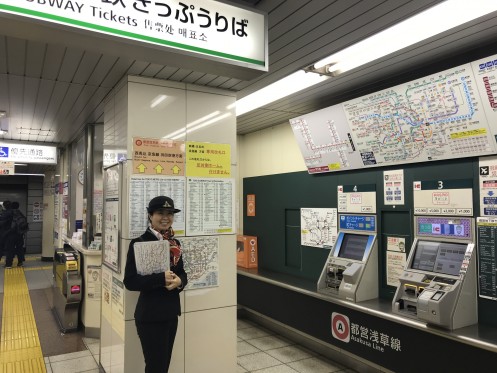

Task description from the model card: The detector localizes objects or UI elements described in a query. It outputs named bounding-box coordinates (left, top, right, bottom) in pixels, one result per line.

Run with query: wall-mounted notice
left=479, top=156, right=497, bottom=216
left=128, top=175, right=186, bottom=238
left=386, top=236, right=406, bottom=287
left=86, top=265, right=102, bottom=301
left=247, top=194, right=256, bottom=217
left=181, top=236, right=219, bottom=290
left=300, top=208, right=337, bottom=248
left=0, top=161, right=14, bottom=175
left=386, top=251, right=406, bottom=287
left=290, top=54, right=497, bottom=174
left=132, top=137, right=184, bottom=176
left=476, top=217, right=497, bottom=301
left=111, top=276, right=125, bottom=338
left=186, top=177, right=235, bottom=235
left=337, top=184, right=376, bottom=213
left=185, top=142, right=231, bottom=178
left=384, top=170, right=404, bottom=205
left=103, top=167, right=120, bottom=272
left=413, top=179, right=473, bottom=216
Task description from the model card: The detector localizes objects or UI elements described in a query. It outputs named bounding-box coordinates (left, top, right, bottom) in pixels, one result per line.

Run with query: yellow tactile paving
left=0, top=267, right=46, bottom=373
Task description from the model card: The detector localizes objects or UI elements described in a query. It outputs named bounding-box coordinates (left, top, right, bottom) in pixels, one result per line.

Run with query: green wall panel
left=242, top=156, right=497, bottom=326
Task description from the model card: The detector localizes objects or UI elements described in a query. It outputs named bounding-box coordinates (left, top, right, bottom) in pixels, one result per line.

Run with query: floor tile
left=252, top=364, right=299, bottom=373
left=238, top=340, right=261, bottom=356
left=265, top=345, right=314, bottom=364
left=238, top=326, right=273, bottom=340
left=238, top=364, right=249, bottom=372
left=247, top=335, right=293, bottom=351
left=287, top=356, right=344, bottom=373
left=50, top=355, right=99, bottom=373
left=238, top=351, right=282, bottom=371
left=49, top=350, right=92, bottom=363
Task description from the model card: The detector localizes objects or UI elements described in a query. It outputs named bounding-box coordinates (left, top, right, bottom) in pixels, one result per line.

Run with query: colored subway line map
left=291, top=54, right=497, bottom=174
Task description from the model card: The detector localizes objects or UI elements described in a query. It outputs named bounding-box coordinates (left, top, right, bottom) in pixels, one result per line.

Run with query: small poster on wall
left=383, top=170, right=405, bottom=205
left=479, top=156, right=497, bottom=216
left=300, top=208, right=338, bottom=248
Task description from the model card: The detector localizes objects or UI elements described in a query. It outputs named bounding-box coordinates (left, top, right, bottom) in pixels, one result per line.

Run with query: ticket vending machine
left=392, top=216, right=477, bottom=330
left=317, top=214, right=378, bottom=302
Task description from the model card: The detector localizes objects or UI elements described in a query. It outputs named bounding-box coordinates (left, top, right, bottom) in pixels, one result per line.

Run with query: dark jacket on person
left=123, top=228, right=188, bottom=322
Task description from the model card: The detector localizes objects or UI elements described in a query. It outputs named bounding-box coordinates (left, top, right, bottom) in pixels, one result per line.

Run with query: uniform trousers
left=136, top=317, right=178, bottom=373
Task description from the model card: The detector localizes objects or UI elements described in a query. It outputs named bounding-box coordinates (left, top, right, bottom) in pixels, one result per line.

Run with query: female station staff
left=124, top=196, right=188, bottom=373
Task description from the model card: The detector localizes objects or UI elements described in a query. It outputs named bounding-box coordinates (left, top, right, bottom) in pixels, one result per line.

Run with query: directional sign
left=132, top=137, right=184, bottom=176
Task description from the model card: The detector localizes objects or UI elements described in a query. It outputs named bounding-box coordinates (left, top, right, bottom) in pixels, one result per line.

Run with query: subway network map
left=291, top=54, right=497, bottom=174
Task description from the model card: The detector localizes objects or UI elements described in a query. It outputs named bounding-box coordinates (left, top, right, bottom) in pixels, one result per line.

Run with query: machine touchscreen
left=411, top=240, right=466, bottom=276
left=337, top=233, right=369, bottom=261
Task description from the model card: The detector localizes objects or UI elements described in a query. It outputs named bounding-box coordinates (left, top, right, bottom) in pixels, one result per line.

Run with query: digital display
left=338, top=233, right=370, bottom=261
left=416, top=217, right=472, bottom=239
left=411, top=240, right=467, bottom=276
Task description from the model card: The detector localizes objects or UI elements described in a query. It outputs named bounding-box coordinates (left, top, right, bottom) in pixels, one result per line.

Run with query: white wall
left=237, top=122, right=306, bottom=233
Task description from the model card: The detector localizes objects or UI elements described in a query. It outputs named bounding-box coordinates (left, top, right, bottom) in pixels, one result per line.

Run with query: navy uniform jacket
left=123, top=229, right=188, bottom=322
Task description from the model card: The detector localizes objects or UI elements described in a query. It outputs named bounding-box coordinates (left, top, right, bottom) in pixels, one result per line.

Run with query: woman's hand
left=165, top=270, right=182, bottom=290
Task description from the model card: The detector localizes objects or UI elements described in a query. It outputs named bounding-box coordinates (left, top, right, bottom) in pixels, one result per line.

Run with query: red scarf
left=160, top=227, right=182, bottom=267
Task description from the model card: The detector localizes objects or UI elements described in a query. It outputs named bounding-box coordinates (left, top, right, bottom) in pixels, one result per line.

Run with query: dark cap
left=147, top=196, right=181, bottom=214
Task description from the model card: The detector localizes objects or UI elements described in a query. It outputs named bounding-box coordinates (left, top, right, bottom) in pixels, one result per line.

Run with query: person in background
left=4, top=201, right=27, bottom=268
left=123, top=196, right=188, bottom=373
left=0, top=200, right=12, bottom=263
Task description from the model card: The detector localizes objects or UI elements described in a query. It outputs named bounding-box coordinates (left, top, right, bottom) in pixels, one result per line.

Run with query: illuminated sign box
left=0, top=0, right=267, bottom=70
left=0, top=142, right=57, bottom=164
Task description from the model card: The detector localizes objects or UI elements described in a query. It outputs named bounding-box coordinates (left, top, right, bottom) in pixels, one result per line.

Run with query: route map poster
left=291, top=53, right=497, bottom=174
left=181, top=236, right=219, bottom=290
left=300, top=208, right=338, bottom=248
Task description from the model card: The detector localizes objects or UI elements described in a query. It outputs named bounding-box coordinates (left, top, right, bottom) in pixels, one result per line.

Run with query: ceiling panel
left=72, top=52, right=101, bottom=85
left=0, top=0, right=496, bottom=146
left=25, top=40, right=46, bottom=77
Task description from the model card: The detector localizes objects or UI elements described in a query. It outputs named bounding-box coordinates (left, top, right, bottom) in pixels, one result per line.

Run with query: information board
left=477, top=217, right=497, bottom=300
left=338, top=214, right=376, bottom=232
left=291, top=53, right=497, bottom=174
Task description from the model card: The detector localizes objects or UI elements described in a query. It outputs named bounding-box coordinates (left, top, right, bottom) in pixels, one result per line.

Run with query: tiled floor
left=236, top=318, right=356, bottom=373
left=1, top=255, right=356, bottom=373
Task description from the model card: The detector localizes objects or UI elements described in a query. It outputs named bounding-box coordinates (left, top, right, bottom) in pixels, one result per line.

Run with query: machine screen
left=411, top=241, right=467, bottom=276
left=338, top=233, right=369, bottom=261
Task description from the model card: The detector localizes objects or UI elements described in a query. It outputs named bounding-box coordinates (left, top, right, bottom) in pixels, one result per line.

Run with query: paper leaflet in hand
left=133, top=240, right=170, bottom=275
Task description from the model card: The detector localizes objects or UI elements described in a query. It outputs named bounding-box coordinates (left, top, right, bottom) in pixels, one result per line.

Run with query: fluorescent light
left=0, top=129, right=7, bottom=135
left=150, top=94, right=168, bottom=108
left=315, top=0, right=497, bottom=73
left=162, top=111, right=221, bottom=139
left=170, top=112, right=232, bottom=140
left=236, top=71, right=329, bottom=116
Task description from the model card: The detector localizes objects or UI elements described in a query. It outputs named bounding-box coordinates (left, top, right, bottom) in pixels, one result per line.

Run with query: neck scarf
left=160, top=227, right=182, bottom=267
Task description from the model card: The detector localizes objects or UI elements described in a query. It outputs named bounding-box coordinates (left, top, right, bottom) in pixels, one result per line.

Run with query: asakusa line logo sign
left=331, top=312, right=350, bottom=342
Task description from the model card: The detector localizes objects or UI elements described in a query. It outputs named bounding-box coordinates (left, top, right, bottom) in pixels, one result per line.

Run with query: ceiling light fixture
left=236, top=70, right=330, bottom=116
left=237, top=0, right=497, bottom=117
left=313, top=0, right=497, bottom=75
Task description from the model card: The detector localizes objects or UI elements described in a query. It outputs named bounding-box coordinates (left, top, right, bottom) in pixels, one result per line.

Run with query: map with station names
left=181, top=236, right=219, bottom=290
left=291, top=54, right=497, bottom=174
left=300, top=208, right=338, bottom=248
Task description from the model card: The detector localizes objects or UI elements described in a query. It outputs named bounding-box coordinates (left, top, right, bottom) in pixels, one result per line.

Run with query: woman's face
left=149, top=209, right=174, bottom=231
